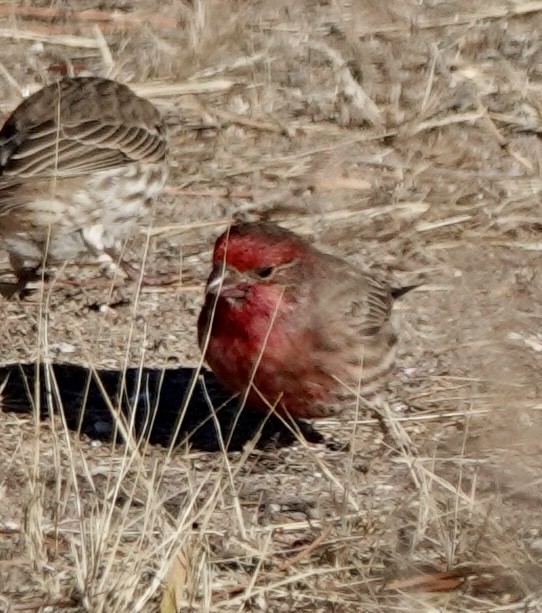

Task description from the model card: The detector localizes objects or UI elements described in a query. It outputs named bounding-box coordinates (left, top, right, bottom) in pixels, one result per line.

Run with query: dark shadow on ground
left=0, top=362, right=327, bottom=451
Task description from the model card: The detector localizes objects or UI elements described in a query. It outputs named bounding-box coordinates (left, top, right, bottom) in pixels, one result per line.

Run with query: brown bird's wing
left=312, top=255, right=394, bottom=343
left=0, top=77, right=166, bottom=185
left=298, top=255, right=398, bottom=397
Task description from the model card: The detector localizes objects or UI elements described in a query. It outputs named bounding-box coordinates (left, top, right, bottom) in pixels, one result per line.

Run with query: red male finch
left=0, top=76, right=169, bottom=294
left=198, top=222, right=414, bottom=434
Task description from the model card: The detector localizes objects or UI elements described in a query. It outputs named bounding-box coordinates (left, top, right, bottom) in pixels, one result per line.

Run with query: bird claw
left=0, top=266, right=47, bottom=299
left=0, top=281, right=30, bottom=299
left=296, top=420, right=349, bottom=451
left=324, top=439, right=351, bottom=452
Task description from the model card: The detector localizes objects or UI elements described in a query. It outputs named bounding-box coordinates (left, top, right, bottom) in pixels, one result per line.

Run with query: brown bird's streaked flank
left=198, top=222, right=413, bottom=424
left=0, top=76, right=169, bottom=293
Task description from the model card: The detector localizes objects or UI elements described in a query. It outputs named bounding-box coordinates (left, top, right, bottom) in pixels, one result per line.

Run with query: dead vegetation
left=1, top=0, right=542, bottom=610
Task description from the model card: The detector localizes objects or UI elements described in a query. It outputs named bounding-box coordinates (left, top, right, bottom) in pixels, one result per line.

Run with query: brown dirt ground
left=1, top=1, right=542, bottom=611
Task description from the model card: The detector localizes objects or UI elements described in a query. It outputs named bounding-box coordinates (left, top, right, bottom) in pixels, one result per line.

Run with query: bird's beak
left=206, top=264, right=247, bottom=299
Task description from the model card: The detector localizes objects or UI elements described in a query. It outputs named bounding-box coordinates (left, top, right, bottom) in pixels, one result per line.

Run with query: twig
left=164, top=186, right=255, bottom=199
left=131, top=80, right=238, bottom=98
left=198, top=103, right=296, bottom=136
left=215, top=528, right=332, bottom=600
left=273, top=527, right=332, bottom=573
left=0, top=27, right=100, bottom=48
left=354, top=1, right=542, bottom=36
left=0, top=4, right=177, bottom=28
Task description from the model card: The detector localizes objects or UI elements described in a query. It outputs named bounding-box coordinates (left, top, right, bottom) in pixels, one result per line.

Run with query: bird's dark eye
left=255, top=266, right=275, bottom=279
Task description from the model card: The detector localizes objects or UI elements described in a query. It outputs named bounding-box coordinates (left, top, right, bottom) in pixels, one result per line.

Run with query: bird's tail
left=391, top=284, right=420, bottom=300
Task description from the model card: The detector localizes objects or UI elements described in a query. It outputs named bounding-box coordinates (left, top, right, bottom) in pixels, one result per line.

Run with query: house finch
left=0, top=76, right=169, bottom=292
left=198, top=222, right=412, bottom=422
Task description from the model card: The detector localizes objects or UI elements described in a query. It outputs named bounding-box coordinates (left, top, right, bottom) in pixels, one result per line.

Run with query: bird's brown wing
left=306, top=255, right=394, bottom=356
left=0, top=77, right=166, bottom=183
left=321, top=255, right=392, bottom=330
left=297, top=255, right=398, bottom=399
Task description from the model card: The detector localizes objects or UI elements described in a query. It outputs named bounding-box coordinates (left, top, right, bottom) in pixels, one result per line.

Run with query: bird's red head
left=212, top=222, right=312, bottom=272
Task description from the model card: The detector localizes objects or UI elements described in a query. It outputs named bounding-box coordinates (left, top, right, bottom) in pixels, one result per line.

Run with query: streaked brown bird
left=197, top=222, right=413, bottom=422
left=0, top=76, right=169, bottom=292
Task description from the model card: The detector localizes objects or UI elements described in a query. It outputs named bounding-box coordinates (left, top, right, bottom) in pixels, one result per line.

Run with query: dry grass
left=1, top=0, right=542, bottom=610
